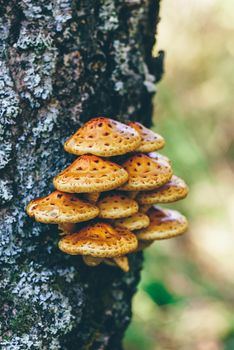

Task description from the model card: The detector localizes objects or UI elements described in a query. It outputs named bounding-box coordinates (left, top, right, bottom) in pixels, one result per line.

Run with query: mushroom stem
left=58, top=223, right=77, bottom=235
left=113, top=256, right=129, bottom=272
left=128, top=191, right=139, bottom=199
left=104, top=256, right=129, bottom=272
left=83, top=192, right=100, bottom=203
left=140, top=205, right=151, bottom=213
left=82, top=256, right=103, bottom=267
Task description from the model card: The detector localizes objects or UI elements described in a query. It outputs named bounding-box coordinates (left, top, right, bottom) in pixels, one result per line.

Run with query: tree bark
left=0, top=1, right=163, bottom=348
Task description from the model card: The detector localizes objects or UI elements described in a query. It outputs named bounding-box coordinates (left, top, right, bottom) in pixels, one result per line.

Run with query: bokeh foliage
left=125, top=0, right=234, bottom=349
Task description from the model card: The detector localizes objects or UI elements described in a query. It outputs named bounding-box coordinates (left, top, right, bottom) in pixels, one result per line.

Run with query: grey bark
left=0, top=0, right=163, bottom=349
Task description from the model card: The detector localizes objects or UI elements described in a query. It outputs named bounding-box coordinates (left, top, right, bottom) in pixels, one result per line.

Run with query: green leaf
left=143, top=281, right=180, bottom=306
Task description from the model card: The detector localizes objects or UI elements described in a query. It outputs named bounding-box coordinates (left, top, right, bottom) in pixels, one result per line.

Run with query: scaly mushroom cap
left=147, top=151, right=171, bottom=164
left=97, top=193, right=139, bottom=219
left=128, top=122, right=165, bottom=152
left=119, top=153, right=173, bottom=191
left=136, top=207, right=188, bottom=240
left=113, top=212, right=150, bottom=231
left=64, top=117, right=141, bottom=157
left=26, top=191, right=99, bottom=224
left=58, top=222, right=138, bottom=257
left=137, top=175, right=189, bottom=204
left=53, top=155, right=128, bottom=193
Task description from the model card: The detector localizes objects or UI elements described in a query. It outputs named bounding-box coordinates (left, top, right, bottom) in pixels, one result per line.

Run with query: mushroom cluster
left=26, top=117, right=189, bottom=272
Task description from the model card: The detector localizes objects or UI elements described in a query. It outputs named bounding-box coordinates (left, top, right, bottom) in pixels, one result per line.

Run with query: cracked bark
left=0, top=0, right=163, bottom=349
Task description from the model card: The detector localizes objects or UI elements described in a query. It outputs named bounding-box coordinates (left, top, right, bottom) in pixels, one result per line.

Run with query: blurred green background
left=124, top=1, right=234, bottom=349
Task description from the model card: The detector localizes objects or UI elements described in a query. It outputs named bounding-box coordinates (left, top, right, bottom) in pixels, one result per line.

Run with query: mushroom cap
left=64, top=117, right=141, bottom=157
left=53, top=155, right=128, bottom=193
left=147, top=151, right=171, bottom=164
left=113, top=212, right=150, bottom=231
left=26, top=191, right=99, bottom=224
left=119, top=153, right=173, bottom=191
left=136, top=206, right=188, bottom=240
left=128, top=122, right=165, bottom=152
left=97, top=193, right=139, bottom=219
left=137, top=175, right=189, bottom=204
left=58, top=222, right=138, bottom=257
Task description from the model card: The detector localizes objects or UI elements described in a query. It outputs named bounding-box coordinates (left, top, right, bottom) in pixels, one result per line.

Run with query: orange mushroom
left=26, top=191, right=99, bottom=225
left=53, top=155, right=128, bottom=193
left=136, top=206, right=188, bottom=240
left=58, top=222, right=138, bottom=257
left=97, top=193, right=139, bottom=219
left=119, top=153, right=173, bottom=191
left=112, top=212, right=150, bottom=231
left=136, top=175, right=189, bottom=204
left=64, top=117, right=141, bottom=157
left=128, top=122, right=165, bottom=152
left=25, top=116, right=189, bottom=272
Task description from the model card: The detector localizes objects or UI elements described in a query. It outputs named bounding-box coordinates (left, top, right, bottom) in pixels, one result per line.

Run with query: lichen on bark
left=0, top=0, right=163, bottom=348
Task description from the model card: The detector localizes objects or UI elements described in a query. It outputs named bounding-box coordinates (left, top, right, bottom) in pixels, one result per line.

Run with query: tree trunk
left=0, top=1, right=163, bottom=348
